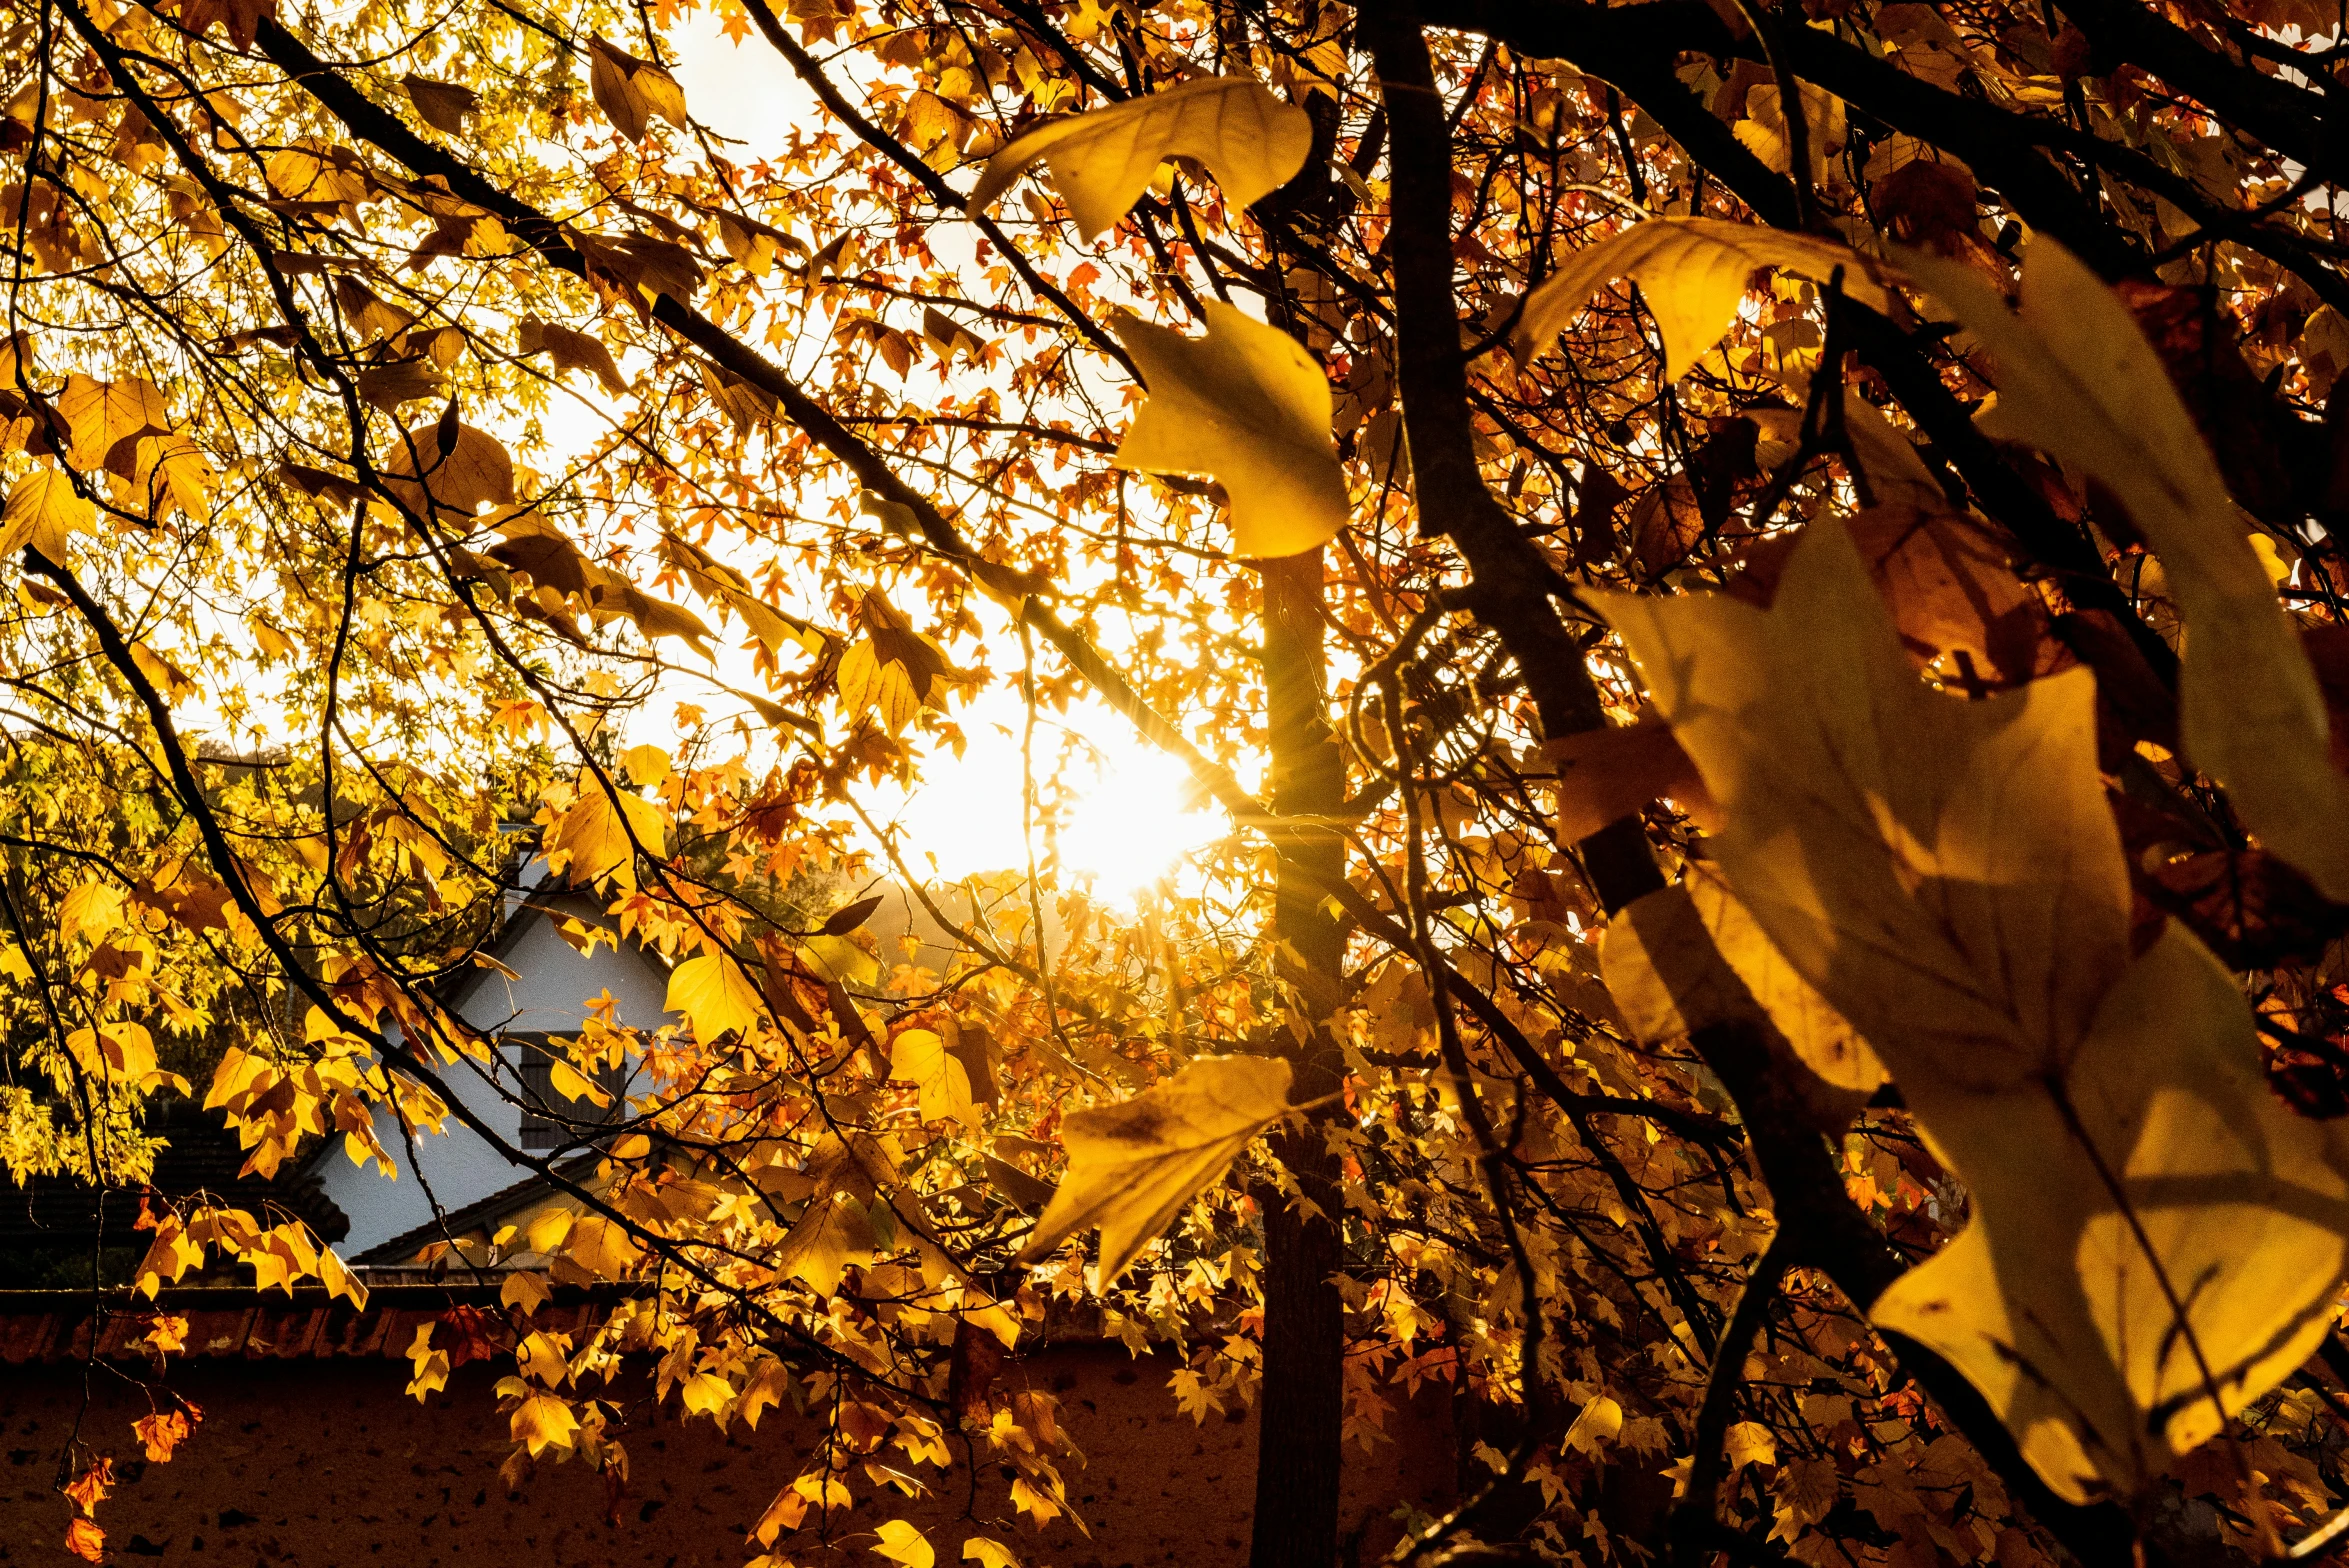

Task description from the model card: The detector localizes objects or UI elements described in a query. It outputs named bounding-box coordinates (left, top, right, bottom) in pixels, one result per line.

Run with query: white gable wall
left=312, top=902, right=674, bottom=1260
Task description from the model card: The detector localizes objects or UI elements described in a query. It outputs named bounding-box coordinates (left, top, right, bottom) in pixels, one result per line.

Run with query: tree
left=9, top=0, right=2349, bottom=1560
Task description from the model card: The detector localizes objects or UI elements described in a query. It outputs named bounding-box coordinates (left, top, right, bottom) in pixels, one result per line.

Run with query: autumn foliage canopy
left=10, top=0, right=2349, bottom=1561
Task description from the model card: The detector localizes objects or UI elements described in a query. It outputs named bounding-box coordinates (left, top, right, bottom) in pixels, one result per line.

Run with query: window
left=512, top=1034, right=630, bottom=1151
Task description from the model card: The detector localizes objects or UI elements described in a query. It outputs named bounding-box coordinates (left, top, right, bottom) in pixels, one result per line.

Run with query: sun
left=885, top=688, right=1227, bottom=902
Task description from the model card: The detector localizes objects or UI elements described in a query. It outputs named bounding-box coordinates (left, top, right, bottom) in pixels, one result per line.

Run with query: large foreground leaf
left=1018, top=1054, right=1293, bottom=1288
left=969, top=78, right=1311, bottom=240
left=1110, top=302, right=1346, bottom=559
left=1511, top=219, right=1890, bottom=379
left=1903, top=238, right=2349, bottom=901
left=1599, top=524, right=2349, bottom=1502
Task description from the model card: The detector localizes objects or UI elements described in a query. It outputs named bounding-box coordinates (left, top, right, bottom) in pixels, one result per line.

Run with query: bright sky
left=586, top=16, right=1239, bottom=903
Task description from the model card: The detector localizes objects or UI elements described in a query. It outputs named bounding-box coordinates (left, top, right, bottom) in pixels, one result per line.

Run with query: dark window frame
left=509, top=1032, right=631, bottom=1151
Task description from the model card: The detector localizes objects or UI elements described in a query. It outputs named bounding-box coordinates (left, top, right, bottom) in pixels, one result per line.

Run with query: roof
left=0, top=1282, right=639, bottom=1365
left=0, top=1105, right=349, bottom=1252
left=350, top=1152, right=601, bottom=1267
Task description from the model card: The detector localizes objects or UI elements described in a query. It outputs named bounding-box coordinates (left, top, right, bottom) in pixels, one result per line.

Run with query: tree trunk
left=1250, top=547, right=1349, bottom=1568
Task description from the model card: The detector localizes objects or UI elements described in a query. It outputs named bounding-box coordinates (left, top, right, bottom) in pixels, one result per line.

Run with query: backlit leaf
left=1512, top=219, right=1889, bottom=379
left=969, top=78, right=1312, bottom=240
left=891, top=1028, right=980, bottom=1130
left=1903, top=237, right=2349, bottom=902
left=1018, top=1054, right=1293, bottom=1288
left=1, top=467, right=93, bottom=562
left=587, top=36, right=689, bottom=142
left=1110, top=302, right=1346, bottom=559
left=872, top=1520, right=935, bottom=1568
left=667, top=952, right=762, bottom=1042
left=546, top=772, right=669, bottom=889
left=1600, top=522, right=2349, bottom=1502
left=511, top=1392, right=579, bottom=1456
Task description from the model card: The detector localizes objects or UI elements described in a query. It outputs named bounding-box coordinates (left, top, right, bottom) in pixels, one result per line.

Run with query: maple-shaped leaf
left=1599, top=522, right=2349, bottom=1503
left=1018, top=1055, right=1293, bottom=1288
left=546, top=770, right=668, bottom=889
left=1904, top=237, right=2349, bottom=904
left=1110, top=302, right=1346, bottom=559
left=666, top=952, right=761, bottom=1043
left=1, top=467, right=93, bottom=562
left=586, top=37, right=689, bottom=142
left=969, top=78, right=1312, bottom=240
left=1511, top=219, right=1889, bottom=379
left=890, top=1028, right=980, bottom=1130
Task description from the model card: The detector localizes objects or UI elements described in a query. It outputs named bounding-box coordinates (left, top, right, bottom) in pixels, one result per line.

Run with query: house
left=313, top=866, right=675, bottom=1271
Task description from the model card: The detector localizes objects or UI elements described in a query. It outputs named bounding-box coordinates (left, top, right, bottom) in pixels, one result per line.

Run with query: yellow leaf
left=131, top=432, right=213, bottom=525
left=547, top=772, right=669, bottom=889
left=680, top=1371, right=734, bottom=1424
left=619, top=743, right=671, bottom=789
left=500, top=1270, right=551, bottom=1316
left=1, top=467, right=93, bottom=562
left=871, top=1520, right=935, bottom=1568
left=511, top=1392, right=579, bottom=1457
left=1563, top=1395, right=1622, bottom=1455
left=666, top=952, right=762, bottom=1042
left=516, top=1328, right=569, bottom=1386
left=1110, top=302, right=1346, bottom=559
left=1511, top=219, right=1889, bottom=379
left=969, top=78, right=1311, bottom=240
left=548, top=1057, right=611, bottom=1107
left=129, top=642, right=198, bottom=704
left=1902, top=237, right=2349, bottom=902
left=836, top=638, right=922, bottom=734
left=962, top=1539, right=1022, bottom=1568
left=1724, top=1421, right=1777, bottom=1471
left=890, top=1028, right=980, bottom=1130
left=776, top=1189, right=876, bottom=1296
left=562, top=1213, right=643, bottom=1278
left=1017, top=1055, right=1293, bottom=1288
left=587, top=36, right=688, bottom=142
left=523, top=1205, right=575, bottom=1256
left=801, top=933, right=881, bottom=990
left=1598, top=522, right=2349, bottom=1503
left=381, top=420, right=516, bottom=522
left=55, top=373, right=167, bottom=473
left=1601, top=867, right=1883, bottom=1133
